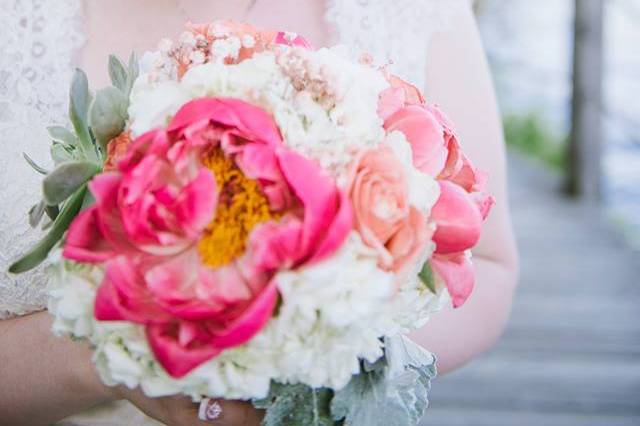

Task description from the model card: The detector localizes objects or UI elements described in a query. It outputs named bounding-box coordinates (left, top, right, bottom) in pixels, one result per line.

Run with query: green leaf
left=417, top=262, right=436, bottom=294
left=89, top=86, right=127, bottom=152
left=126, top=52, right=140, bottom=96
left=331, top=336, right=436, bottom=426
left=108, top=55, right=128, bottom=93
left=42, top=161, right=100, bottom=206
left=69, top=69, right=97, bottom=161
left=51, top=142, right=76, bottom=165
left=9, top=186, right=87, bottom=273
left=22, top=153, right=49, bottom=175
left=47, top=126, right=79, bottom=146
left=253, top=383, right=334, bottom=426
left=28, top=201, right=46, bottom=228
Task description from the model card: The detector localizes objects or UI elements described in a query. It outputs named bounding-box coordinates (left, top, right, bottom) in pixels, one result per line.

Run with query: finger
left=198, top=398, right=264, bottom=426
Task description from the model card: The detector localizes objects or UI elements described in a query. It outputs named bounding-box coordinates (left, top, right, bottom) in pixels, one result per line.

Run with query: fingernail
left=198, top=398, right=223, bottom=421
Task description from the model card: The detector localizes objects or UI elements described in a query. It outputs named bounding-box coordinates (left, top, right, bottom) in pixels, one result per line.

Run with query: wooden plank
left=422, top=408, right=640, bottom=426
left=425, top=153, right=640, bottom=424
left=429, top=355, right=640, bottom=415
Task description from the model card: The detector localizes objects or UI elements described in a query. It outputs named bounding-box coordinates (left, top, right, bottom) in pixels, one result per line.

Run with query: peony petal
left=207, top=280, right=278, bottom=350
left=175, top=169, right=218, bottom=238
left=98, top=257, right=172, bottom=324
left=147, top=323, right=221, bottom=378
left=89, top=173, right=139, bottom=255
left=197, top=265, right=254, bottom=308
left=431, top=253, right=475, bottom=308
left=119, top=130, right=170, bottom=173
left=63, top=207, right=116, bottom=263
left=378, top=87, right=406, bottom=121
left=248, top=217, right=304, bottom=270
left=276, top=149, right=351, bottom=265
left=310, top=189, right=353, bottom=264
left=94, top=278, right=126, bottom=321
left=431, top=181, right=483, bottom=255
left=168, top=98, right=283, bottom=149
left=385, top=105, right=448, bottom=176
left=387, top=73, right=425, bottom=106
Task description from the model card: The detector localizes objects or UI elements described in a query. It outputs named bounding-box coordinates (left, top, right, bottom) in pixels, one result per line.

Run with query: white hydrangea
left=47, top=231, right=446, bottom=400
left=128, top=45, right=390, bottom=184
left=128, top=77, right=190, bottom=136
left=384, top=130, right=441, bottom=214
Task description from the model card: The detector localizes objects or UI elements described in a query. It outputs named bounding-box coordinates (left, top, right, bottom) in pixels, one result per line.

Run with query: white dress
left=0, top=0, right=470, bottom=423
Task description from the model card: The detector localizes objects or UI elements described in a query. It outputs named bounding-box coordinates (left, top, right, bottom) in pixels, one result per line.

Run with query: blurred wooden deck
left=423, top=152, right=640, bottom=425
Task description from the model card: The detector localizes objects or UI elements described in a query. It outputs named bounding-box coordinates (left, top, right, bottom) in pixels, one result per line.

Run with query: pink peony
left=430, top=181, right=483, bottom=255
left=347, top=146, right=429, bottom=277
left=430, top=252, right=475, bottom=309
left=379, top=79, right=494, bottom=308
left=378, top=73, right=425, bottom=121
left=64, top=97, right=352, bottom=377
left=384, top=105, right=450, bottom=177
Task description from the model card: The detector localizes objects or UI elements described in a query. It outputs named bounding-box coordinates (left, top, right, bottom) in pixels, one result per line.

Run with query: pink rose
left=64, top=98, right=352, bottom=377
left=347, top=146, right=429, bottom=277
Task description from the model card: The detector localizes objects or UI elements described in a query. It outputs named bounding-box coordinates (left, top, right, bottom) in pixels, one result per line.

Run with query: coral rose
left=347, top=146, right=429, bottom=277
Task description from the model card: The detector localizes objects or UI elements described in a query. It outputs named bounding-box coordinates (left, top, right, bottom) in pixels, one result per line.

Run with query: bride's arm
left=0, top=312, right=261, bottom=425
left=408, top=5, right=520, bottom=373
left=0, top=312, right=113, bottom=423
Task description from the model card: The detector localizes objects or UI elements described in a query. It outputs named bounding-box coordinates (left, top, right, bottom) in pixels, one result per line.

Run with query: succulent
left=10, top=54, right=139, bottom=273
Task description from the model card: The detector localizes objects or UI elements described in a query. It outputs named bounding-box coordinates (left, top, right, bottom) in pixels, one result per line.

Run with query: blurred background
left=424, top=1, right=640, bottom=425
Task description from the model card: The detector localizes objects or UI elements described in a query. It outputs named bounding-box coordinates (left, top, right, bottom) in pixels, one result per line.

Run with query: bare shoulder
left=424, top=6, right=518, bottom=266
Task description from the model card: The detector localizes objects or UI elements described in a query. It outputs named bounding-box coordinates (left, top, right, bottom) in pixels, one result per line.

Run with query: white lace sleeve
left=0, top=0, right=84, bottom=319
left=325, top=0, right=472, bottom=91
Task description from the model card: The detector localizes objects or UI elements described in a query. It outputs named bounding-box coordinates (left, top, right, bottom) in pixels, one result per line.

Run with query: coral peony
left=64, top=97, right=352, bottom=376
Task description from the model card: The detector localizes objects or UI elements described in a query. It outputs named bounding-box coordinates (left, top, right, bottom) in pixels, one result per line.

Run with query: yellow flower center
left=197, top=148, right=279, bottom=268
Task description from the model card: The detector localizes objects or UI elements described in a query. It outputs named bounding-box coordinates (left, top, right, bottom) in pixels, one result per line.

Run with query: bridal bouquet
left=12, top=22, right=493, bottom=425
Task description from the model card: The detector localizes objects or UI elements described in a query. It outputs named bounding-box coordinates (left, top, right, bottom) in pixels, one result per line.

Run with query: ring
left=198, top=398, right=223, bottom=421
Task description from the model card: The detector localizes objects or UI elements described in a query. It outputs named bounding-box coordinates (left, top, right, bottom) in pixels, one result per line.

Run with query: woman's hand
left=0, top=311, right=263, bottom=425
left=115, top=386, right=264, bottom=426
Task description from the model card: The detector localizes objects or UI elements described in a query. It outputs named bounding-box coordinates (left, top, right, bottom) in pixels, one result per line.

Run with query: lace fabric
left=325, top=0, right=471, bottom=91
left=0, top=0, right=470, bottom=319
left=0, top=0, right=84, bottom=319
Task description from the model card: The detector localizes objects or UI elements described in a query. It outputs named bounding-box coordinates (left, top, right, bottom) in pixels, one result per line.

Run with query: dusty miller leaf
left=331, top=336, right=437, bottom=426
left=253, top=382, right=334, bottom=426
